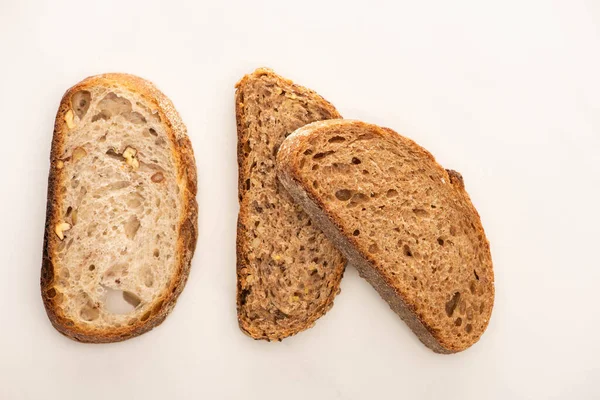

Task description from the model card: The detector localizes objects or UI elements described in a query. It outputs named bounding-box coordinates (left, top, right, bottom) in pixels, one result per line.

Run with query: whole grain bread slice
left=235, top=68, right=346, bottom=340
left=277, top=120, right=494, bottom=353
left=41, top=73, right=198, bottom=343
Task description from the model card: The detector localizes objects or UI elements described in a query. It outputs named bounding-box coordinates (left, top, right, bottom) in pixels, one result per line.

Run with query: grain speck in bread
left=277, top=120, right=494, bottom=353
left=41, top=73, right=198, bottom=343
left=235, top=68, right=346, bottom=340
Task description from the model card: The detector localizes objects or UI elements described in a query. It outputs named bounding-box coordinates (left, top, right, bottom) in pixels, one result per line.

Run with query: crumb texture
left=277, top=120, right=494, bottom=352
left=42, top=74, right=197, bottom=342
left=236, top=69, right=345, bottom=340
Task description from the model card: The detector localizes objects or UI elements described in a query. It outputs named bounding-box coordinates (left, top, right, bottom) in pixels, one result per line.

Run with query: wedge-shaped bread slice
left=277, top=120, right=494, bottom=353
left=235, top=68, right=346, bottom=340
left=41, top=74, right=198, bottom=343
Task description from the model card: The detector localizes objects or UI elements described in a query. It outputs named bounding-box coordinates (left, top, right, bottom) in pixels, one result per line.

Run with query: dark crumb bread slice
left=277, top=120, right=494, bottom=353
left=235, top=68, right=346, bottom=340
left=42, top=73, right=197, bottom=343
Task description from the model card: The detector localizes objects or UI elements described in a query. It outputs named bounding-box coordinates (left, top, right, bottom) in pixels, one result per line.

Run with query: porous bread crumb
left=277, top=120, right=494, bottom=353
left=235, top=68, right=346, bottom=341
left=42, top=74, right=197, bottom=343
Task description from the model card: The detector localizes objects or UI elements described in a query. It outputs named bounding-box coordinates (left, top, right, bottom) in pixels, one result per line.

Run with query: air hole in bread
left=474, top=270, right=479, bottom=280
left=71, top=91, right=91, bottom=119
left=151, top=172, right=165, bottom=183
left=386, top=189, right=398, bottom=198
left=437, top=238, right=444, bottom=246
left=351, top=157, right=361, bottom=165
left=403, top=244, right=413, bottom=257
left=454, top=317, right=462, bottom=326
left=328, top=136, right=346, bottom=144
left=459, top=299, right=467, bottom=315
left=239, top=288, right=251, bottom=306
left=80, top=304, right=100, bottom=322
left=103, top=263, right=128, bottom=282
left=122, top=111, right=146, bottom=124
left=124, top=216, right=140, bottom=239
left=105, top=148, right=123, bottom=161
left=92, top=93, right=133, bottom=122
left=126, top=193, right=144, bottom=209
left=445, top=292, right=461, bottom=317
left=357, top=133, right=375, bottom=141
left=351, top=193, right=369, bottom=204
left=353, top=229, right=360, bottom=236
left=149, top=128, right=158, bottom=136
left=469, top=281, right=477, bottom=294
left=362, top=169, right=369, bottom=175
left=313, top=150, right=334, bottom=160
left=140, top=311, right=151, bottom=322
left=368, top=244, right=379, bottom=253
left=335, top=189, right=352, bottom=201
left=303, top=149, right=313, bottom=155
left=89, top=265, right=95, bottom=271
left=312, top=164, right=319, bottom=171
left=46, top=288, right=57, bottom=298
left=103, top=286, right=141, bottom=314
left=141, top=266, right=154, bottom=287
left=153, top=249, right=160, bottom=258
left=152, top=300, right=165, bottom=314
left=465, top=324, right=473, bottom=333
left=413, top=208, right=429, bottom=217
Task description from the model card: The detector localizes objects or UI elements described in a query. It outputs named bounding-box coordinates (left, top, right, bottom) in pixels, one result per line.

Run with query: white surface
left=0, top=0, right=599, bottom=399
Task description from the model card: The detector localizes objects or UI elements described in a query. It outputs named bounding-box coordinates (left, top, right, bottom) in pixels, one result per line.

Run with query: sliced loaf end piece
left=235, top=68, right=346, bottom=340
left=277, top=120, right=494, bottom=353
left=42, top=73, right=197, bottom=343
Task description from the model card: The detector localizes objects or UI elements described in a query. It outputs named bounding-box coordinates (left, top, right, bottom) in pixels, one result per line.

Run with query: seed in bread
left=235, top=68, right=346, bottom=340
left=41, top=73, right=198, bottom=343
left=277, top=120, right=494, bottom=353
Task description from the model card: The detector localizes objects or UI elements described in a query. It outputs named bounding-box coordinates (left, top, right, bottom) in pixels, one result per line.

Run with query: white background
left=1, top=0, right=599, bottom=399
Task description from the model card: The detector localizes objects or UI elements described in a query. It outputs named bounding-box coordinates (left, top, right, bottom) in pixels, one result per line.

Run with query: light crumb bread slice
left=42, top=73, right=198, bottom=343
left=235, top=68, right=346, bottom=340
left=277, top=120, right=494, bottom=353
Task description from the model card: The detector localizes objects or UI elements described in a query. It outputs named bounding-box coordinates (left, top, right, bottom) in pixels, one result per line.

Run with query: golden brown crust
left=235, top=68, right=345, bottom=340
left=277, top=120, right=494, bottom=353
left=41, top=73, right=197, bottom=343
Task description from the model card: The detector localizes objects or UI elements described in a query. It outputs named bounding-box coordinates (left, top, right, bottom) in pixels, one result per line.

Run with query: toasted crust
left=41, top=73, right=198, bottom=343
left=235, top=68, right=345, bottom=340
left=277, top=120, right=494, bottom=353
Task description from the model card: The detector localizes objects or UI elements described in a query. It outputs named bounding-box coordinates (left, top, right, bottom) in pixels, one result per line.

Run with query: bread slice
left=277, top=120, right=494, bottom=353
left=41, top=73, right=198, bottom=343
left=235, top=68, right=346, bottom=340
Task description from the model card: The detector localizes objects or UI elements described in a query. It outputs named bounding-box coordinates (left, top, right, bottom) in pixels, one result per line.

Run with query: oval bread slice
left=277, top=120, right=494, bottom=353
left=41, top=74, right=197, bottom=343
